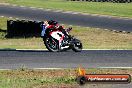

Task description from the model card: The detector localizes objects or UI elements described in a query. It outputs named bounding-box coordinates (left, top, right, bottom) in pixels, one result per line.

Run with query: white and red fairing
left=50, top=30, right=64, bottom=47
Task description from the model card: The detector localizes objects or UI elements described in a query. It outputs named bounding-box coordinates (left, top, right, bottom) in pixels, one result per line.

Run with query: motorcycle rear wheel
left=44, top=37, right=59, bottom=52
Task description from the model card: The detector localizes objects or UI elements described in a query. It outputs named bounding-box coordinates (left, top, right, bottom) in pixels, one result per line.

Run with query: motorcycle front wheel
left=44, top=37, right=59, bottom=52
left=72, top=41, right=82, bottom=52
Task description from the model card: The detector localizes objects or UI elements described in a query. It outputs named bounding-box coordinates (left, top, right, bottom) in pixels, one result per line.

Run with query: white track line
left=9, top=17, right=13, bottom=19
left=15, top=49, right=131, bottom=50
left=30, top=7, right=36, bottom=9
left=0, top=49, right=130, bottom=51
left=15, top=18, right=19, bottom=20
left=62, top=11, right=73, bottom=14
left=1, top=67, right=132, bottom=70
left=0, top=16, right=4, bottom=18
left=2, top=48, right=129, bottom=51
left=53, top=10, right=63, bottom=12
left=33, top=68, right=64, bottom=70
left=44, top=9, right=52, bottom=11
left=71, top=12, right=79, bottom=14
left=99, top=67, right=132, bottom=69
left=1, top=3, right=132, bottom=20
left=38, top=8, right=43, bottom=10
left=34, top=67, right=132, bottom=69
left=0, top=68, right=66, bottom=70
left=20, top=5, right=25, bottom=8
left=16, top=49, right=47, bottom=51
left=12, top=4, right=17, bottom=7
left=0, top=3, right=10, bottom=5
left=82, top=49, right=129, bottom=50
left=0, top=69, right=11, bottom=70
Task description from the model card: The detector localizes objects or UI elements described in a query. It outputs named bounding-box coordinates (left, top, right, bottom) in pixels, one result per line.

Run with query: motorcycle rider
left=41, top=20, right=72, bottom=38
left=41, top=20, right=72, bottom=49
left=41, top=21, right=49, bottom=37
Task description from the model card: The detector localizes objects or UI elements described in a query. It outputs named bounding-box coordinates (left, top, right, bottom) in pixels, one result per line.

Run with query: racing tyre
left=72, top=40, right=82, bottom=52
left=44, top=37, right=59, bottom=52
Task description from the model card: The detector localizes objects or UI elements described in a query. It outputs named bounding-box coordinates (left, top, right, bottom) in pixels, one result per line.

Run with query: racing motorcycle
left=43, top=26, right=82, bottom=52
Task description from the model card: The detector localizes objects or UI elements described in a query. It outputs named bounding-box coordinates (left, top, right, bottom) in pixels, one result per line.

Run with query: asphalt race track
left=0, top=50, right=131, bottom=69
left=0, top=4, right=132, bottom=32
left=0, top=49, right=132, bottom=88
left=1, top=50, right=132, bottom=87
left=0, top=4, right=131, bottom=69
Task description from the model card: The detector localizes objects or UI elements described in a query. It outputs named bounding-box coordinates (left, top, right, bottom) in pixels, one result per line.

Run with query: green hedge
left=7, top=20, right=43, bottom=38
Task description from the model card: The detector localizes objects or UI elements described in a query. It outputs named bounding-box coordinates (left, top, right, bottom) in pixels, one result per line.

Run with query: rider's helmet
left=48, top=20, right=58, bottom=25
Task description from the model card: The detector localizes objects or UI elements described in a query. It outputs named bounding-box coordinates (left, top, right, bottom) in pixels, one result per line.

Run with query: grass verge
left=0, top=0, right=132, bottom=18
left=0, top=68, right=132, bottom=88
left=0, top=17, right=132, bottom=49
